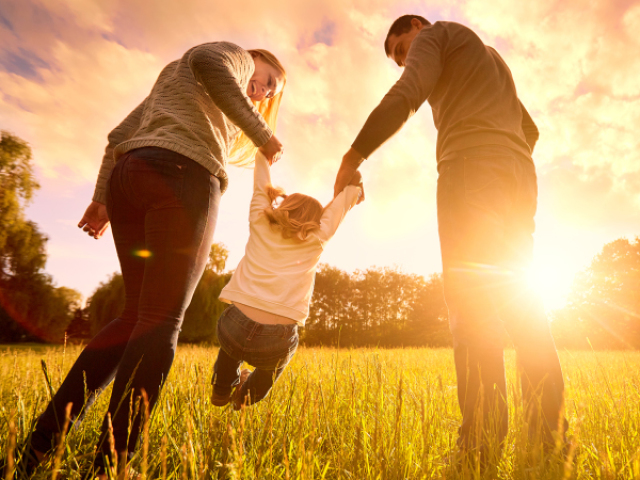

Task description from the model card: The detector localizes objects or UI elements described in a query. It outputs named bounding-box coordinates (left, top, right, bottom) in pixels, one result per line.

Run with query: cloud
left=459, top=0, right=640, bottom=177
left=1, top=0, right=637, bottom=175
left=541, top=164, right=640, bottom=229
left=0, top=38, right=162, bottom=181
left=0, top=0, right=638, bottom=299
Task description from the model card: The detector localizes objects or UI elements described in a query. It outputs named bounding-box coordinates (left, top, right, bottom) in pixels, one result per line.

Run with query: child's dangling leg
left=211, top=348, right=243, bottom=406
left=232, top=362, right=289, bottom=410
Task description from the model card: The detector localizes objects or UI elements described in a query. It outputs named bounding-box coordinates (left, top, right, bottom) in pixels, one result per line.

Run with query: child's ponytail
left=266, top=185, right=287, bottom=204
left=263, top=186, right=324, bottom=241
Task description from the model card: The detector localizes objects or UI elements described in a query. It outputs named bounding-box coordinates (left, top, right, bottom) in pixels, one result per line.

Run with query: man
left=334, top=15, right=568, bottom=457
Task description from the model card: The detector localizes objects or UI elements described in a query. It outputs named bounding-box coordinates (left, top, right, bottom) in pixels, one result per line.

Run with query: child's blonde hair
left=229, top=49, right=287, bottom=167
left=263, top=186, right=323, bottom=241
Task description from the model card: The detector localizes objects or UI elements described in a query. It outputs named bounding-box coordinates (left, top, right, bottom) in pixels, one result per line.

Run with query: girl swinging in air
left=211, top=152, right=362, bottom=408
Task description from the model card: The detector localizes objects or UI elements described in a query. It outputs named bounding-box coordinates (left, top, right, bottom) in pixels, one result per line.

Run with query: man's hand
left=349, top=170, right=366, bottom=205
left=349, top=170, right=363, bottom=186
left=334, top=148, right=365, bottom=202
left=258, top=134, right=283, bottom=166
left=78, top=201, right=110, bottom=239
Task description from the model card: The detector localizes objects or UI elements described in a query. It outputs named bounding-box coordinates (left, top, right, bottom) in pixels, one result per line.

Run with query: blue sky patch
left=0, top=12, right=13, bottom=32
left=0, top=48, right=51, bottom=81
left=313, top=19, right=336, bottom=46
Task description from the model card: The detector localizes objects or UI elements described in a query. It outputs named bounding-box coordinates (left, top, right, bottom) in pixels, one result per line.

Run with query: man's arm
left=335, top=28, right=443, bottom=196
left=351, top=28, right=443, bottom=160
left=520, top=100, right=539, bottom=153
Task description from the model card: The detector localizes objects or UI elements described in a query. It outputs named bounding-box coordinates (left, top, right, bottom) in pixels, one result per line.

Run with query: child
left=211, top=151, right=362, bottom=409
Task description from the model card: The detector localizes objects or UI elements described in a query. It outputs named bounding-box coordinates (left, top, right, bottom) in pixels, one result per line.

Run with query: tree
left=65, top=306, right=92, bottom=342
left=87, top=272, right=126, bottom=336
left=305, top=265, right=451, bottom=347
left=83, top=245, right=453, bottom=347
left=0, top=131, right=39, bottom=257
left=552, top=237, right=640, bottom=349
left=305, top=264, right=353, bottom=345
left=180, top=270, right=231, bottom=343
left=405, top=273, right=451, bottom=347
left=0, top=131, right=43, bottom=284
left=0, top=131, right=79, bottom=342
left=206, top=242, right=229, bottom=274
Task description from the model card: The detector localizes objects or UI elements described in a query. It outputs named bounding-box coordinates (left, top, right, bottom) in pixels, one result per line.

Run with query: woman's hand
left=78, top=201, right=110, bottom=239
left=258, top=134, right=283, bottom=165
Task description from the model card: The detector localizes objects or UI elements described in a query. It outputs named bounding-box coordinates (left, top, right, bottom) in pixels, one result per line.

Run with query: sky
left=1, top=0, right=639, bottom=310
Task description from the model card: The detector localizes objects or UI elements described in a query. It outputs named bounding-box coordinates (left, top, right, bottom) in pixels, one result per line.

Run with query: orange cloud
left=0, top=0, right=637, bottom=300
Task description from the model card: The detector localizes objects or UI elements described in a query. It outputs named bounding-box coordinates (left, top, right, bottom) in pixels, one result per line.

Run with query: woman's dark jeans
left=31, top=147, right=221, bottom=465
left=437, top=145, right=568, bottom=452
left=213, top=305, right=299, bottom=405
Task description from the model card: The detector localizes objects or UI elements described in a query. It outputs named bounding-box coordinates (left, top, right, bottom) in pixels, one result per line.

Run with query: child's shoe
left=232, top=369, right=252, bottom=410
left=211, top=390, right=231, bottom=407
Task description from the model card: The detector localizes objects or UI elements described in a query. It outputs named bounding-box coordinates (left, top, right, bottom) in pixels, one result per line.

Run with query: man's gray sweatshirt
left=352, top=21, right=538, bottom=162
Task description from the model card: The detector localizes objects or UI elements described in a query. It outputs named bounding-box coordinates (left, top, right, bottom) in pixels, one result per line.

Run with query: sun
left=525, top=258, right=576, bottom=311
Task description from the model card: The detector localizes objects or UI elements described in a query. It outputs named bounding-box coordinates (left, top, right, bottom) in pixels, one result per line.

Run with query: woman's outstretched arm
left=188, top=42, right=272, bottom=148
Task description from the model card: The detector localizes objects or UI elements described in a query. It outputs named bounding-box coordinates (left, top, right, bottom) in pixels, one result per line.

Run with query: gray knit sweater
left=93, top=41, right=273, bottom=203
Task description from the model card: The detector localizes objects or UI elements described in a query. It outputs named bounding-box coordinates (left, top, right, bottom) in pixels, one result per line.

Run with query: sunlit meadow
left=1, top=345, right=640, bottom=479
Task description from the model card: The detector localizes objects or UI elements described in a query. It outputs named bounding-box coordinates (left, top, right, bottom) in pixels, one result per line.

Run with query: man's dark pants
left=437, top=145, right=568, bottom=451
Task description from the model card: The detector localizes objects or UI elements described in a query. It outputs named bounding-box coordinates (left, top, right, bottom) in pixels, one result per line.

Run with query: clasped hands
left=333, top=147, right=365, bottom=203
left=261, top=139, right=365, bottom=200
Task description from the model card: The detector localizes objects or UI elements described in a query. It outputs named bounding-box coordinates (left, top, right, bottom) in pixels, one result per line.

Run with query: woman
left=27, top=41, right=286, bottom=477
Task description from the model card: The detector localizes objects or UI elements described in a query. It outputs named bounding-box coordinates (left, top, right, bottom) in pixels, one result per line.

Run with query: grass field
left=1, top=345, right=639, bottom=479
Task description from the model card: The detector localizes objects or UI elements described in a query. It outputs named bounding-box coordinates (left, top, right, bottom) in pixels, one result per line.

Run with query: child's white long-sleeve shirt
left=219, top=153, right=361, bottom=325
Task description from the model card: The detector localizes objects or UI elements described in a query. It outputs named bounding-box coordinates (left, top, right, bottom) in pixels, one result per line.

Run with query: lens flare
left=525, top=263, right=573, bottom=311
left=450, top=262, right=515, bottom=278
left=0, top=289, right=49, bottom=341
left=133, top=249, right=152, bottom=258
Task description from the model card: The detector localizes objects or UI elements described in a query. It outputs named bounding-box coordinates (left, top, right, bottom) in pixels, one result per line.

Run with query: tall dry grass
left=1, top=345, right=639, bottom=479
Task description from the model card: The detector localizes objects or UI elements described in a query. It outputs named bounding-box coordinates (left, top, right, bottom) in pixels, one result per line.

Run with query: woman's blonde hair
left=229, top=49, right=287, bottom=167
left=263, top=186, right=324, bottom=241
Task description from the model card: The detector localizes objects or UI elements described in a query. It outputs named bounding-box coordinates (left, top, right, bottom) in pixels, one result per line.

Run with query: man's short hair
left=384, top=15, right=431, bottom=56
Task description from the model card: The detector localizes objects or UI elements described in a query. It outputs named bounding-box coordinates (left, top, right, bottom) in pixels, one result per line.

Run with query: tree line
left=84, top=243, right=231, bottom=343
left=81, top=261, right=451, bottom=347
left=305, top=264, right=450, bottom=347
left=74, top=236, right=640, bottom=350
left=2, top=131, right=640, bottom=349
